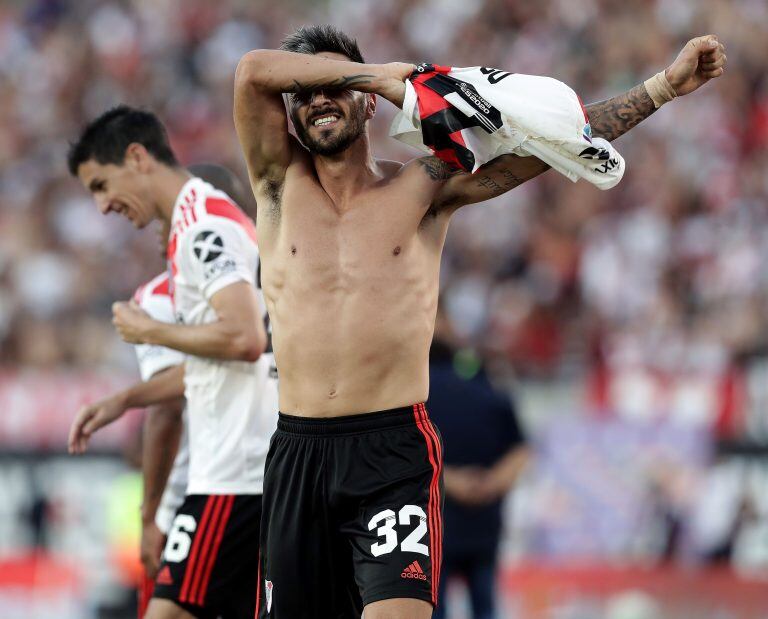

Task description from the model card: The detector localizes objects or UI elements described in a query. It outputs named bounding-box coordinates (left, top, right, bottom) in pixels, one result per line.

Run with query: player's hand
left=377, top=62, right=416, bottom=108
left=387, top=62, right=417, bottom=82
left=67, top=395, right=128, bottom=454
left=666, top=35, right=726, bottom=96
left=113, top=300, right=154, bottom=344
left=140, top=521, right=166, bottom=578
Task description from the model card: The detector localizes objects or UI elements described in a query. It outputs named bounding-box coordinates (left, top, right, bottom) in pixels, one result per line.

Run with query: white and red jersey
left=133, top=272, right=188, bottom=534
left=167, top=177, right=277, bottom=496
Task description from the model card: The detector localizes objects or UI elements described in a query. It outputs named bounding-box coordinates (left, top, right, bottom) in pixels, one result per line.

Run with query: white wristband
left=643, top=70, right=677, bottom=109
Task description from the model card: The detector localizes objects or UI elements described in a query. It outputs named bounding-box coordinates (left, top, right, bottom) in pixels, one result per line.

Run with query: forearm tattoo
left=418, top=156, right=461, bottom=181
left=291, top=74, right=375, bottom=95
left=585, top=83, right=656, bottom=141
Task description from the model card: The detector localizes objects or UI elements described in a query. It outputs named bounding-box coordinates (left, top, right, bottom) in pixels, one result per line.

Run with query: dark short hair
left=67, top=105, right=178, bottom=176
left=280, top=25, right=364, bottom=63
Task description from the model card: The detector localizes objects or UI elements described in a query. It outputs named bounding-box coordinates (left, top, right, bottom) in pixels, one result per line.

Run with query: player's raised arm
left=427, top=35, right=726, bottom=212
left=587, top=35, right=725, bottom=141
left=234, top=52, right=293, bottom=189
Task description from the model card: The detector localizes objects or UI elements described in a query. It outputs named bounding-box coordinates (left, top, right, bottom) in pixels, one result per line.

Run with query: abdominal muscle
left=265, top=247, right=440, bottom=418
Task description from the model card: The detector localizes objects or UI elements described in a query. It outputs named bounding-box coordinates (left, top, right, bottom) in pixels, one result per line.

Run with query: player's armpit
left=428, top=153, right=550, bottom=212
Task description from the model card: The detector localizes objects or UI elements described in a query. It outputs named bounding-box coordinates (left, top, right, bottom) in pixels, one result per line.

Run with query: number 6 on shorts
left=164, top=514, right=197, bottom=562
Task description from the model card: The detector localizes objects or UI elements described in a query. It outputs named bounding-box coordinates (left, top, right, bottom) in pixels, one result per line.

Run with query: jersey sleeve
left=134, top=288, right=185, bottom=381
left=134, top=342, right=184, bottom=382
left=181, top=218, right=256, bottom=301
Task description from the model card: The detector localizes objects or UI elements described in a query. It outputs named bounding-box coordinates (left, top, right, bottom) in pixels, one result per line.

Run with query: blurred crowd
left=1, top=2, right=767, bottom=615
left=1, top=0, right=767, bottom=409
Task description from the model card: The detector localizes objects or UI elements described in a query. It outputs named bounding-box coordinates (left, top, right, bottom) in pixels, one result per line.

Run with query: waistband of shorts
left=277, top=404, right=428, bottom=436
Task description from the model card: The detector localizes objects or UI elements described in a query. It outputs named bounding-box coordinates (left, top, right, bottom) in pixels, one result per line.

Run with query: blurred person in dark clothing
left=428, top=304, right=529, bottom=619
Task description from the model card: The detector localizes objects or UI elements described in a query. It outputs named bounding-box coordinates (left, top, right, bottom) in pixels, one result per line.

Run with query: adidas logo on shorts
left=401, top=560, right=427, bottom=581
left=156, top=566, right=173, bottom=586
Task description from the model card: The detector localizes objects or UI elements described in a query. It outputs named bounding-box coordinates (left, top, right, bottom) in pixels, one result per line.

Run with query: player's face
left=77, top=159, right=155, bottom=229
left=289, top=51, right=372, bottom=156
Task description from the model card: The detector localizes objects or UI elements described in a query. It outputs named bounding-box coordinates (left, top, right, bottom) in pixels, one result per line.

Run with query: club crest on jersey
left=192, top=230, right=224, bottom=263
left=265, top=580, right=274, bottom=613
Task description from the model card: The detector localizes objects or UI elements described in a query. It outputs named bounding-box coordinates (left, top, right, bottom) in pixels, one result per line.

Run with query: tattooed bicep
left=416, top=156, right=463, bottom=182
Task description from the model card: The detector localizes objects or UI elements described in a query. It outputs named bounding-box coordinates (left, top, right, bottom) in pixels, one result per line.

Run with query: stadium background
left=1, top=0, right=767, bottom=617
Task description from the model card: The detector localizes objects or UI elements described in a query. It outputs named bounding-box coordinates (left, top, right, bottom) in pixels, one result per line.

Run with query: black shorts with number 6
left=257, top=404, right=444, bottom=618
left=153, top=494, right=261, bottom=619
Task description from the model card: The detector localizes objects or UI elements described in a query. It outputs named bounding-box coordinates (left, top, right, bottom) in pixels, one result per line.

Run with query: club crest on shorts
left=265, top=579, right=274, bottom=613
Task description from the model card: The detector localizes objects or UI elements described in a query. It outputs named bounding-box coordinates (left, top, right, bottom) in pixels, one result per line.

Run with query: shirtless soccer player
left=234, top=25, right=726, bottom=619
left=67, top=109, right=277, bottom=619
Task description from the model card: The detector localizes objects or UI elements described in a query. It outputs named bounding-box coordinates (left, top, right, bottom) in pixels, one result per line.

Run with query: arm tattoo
left=500, top=169, right=527, bottom=189
left=427, top=154, right=548, bottom=216
left=471, top=158, right=545, bottom=194
left=585, top=83, right=656, bottom=141
left=475, top=175, right=503, bottom=193
left=291, top=74, right=375, bottom=94
left=417, top=156, right=461, bottom=182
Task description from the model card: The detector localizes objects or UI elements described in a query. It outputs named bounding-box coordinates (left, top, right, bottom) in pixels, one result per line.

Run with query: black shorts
left=153, top=494, right=261, bottom=619
left=258, top=404, right=444, bottom=618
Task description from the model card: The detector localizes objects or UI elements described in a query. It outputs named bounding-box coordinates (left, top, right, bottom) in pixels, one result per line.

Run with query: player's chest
left=261, top=223, right=427, bottom=302
left=275, top=190, right=420, bottom=257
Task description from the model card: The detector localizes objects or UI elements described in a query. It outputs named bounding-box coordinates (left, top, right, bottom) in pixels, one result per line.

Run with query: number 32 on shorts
left=368, top=505, right=429, bottom=557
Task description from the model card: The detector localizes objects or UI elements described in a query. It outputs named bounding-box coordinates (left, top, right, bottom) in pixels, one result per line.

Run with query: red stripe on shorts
left=194, top=495, right=235, bottom=605
left=420, top=403, right=443, bottom=603
left=417, top=403, right=440, bottom=603
left=412, top=403, right=442, bottom=604
left=179, top=496, right=218, bottom=603
left=187, top=496, right=227, bottom=605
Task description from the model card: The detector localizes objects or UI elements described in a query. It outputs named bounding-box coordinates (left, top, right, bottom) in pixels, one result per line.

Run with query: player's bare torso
left=256, top=144, right=449, bottom=417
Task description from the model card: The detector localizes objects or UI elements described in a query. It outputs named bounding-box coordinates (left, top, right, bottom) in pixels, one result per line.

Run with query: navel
left=392, top=246, right=402, bottom=256
left=291, top=245, right=297, bottom=255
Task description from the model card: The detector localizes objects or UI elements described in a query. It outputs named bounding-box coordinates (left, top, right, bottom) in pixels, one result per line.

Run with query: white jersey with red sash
left=166, top=177, right=277, bottom=496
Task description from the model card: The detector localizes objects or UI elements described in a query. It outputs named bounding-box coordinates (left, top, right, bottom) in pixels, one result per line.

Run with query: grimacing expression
left=288, top=51, right=372, bottom=156
left=77, top=158, right=155, bottom=229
